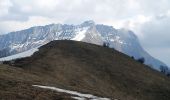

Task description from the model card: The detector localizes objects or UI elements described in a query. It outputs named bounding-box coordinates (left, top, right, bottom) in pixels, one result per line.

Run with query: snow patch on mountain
left=0, top=48, right=38, bottom=61
left=72, top=27, right=89, bottom=41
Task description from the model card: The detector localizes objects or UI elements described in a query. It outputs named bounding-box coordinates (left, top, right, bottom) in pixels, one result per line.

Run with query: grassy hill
left=1, top=40, right=170, bottom=100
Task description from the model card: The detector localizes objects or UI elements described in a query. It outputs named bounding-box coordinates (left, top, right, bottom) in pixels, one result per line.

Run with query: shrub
left=131, top=56, right=134, bottom=59
left=103, top=42, right=110, bottom=48
left=160, top=65, right=168, bottom=74
left=137, top=57, right=145, bottom=64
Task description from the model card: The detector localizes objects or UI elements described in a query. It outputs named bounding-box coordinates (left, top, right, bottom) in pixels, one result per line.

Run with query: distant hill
left=1, top=40, right=170, bottom=100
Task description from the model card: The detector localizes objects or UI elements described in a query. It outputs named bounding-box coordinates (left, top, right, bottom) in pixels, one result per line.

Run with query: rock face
left=0, top=20, right=167, bottom=71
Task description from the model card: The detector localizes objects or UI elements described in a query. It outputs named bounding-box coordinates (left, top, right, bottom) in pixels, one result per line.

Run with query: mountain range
left=0, top=20, right=168, bottom=72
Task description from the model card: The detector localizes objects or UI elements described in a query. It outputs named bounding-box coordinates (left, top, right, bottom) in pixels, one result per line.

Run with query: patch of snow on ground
left=0, top=48, right=39, bottom=61
left=32, top=85, right=110, bottom=100
left=72, top=96, right=86, bottom=100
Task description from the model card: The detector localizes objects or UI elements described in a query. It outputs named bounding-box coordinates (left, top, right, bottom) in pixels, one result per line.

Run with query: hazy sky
left=0, top=0, right=170, bottom=66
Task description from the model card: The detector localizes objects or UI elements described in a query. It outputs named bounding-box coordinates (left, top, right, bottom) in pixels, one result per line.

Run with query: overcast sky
left=0, top=0, right=170, bottom=66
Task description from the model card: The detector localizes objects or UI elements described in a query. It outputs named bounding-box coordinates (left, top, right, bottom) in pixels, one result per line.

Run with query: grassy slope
left=1, top=40, right=170, bottom=100
left=0, top=64, right=75, bottom=100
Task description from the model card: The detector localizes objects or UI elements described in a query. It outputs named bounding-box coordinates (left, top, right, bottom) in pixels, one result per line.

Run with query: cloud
left=0, top=0, right=148, bottom=32
left=139, top=12, right=170, bottom=48
left=0, top=0, right=12, bottom=17
left=1, top=0, right=169, bottom=27
left=138, top=0, right=170, bottom=15
left=1, top=0, right=170, bottom=40
left=0, top=0, right=143, bottom=22
left=0, top=16, right=62, bottom=34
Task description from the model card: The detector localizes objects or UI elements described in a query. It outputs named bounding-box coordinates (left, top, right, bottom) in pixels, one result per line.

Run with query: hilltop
left=1, top=40, right=170, bottom=100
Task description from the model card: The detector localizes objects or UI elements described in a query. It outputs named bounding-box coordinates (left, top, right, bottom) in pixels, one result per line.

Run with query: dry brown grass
left=1, top=40, right=170, bottom=100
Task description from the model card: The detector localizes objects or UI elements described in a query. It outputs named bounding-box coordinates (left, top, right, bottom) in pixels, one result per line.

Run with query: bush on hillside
left=137, top=57, right=145, bottom=64
left=103, top=42, right=110, bottom=48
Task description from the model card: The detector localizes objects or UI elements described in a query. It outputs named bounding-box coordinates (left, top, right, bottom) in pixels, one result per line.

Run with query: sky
left=0, top=0, right=169, bottom=66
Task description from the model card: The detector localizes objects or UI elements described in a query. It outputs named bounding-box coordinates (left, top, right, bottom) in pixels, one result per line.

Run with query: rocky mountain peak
left=0, top=21, right=168, bottom=72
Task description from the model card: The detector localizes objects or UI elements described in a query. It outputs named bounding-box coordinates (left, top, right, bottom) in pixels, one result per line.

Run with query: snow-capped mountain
left=0, top=20, right=167, bottom=71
